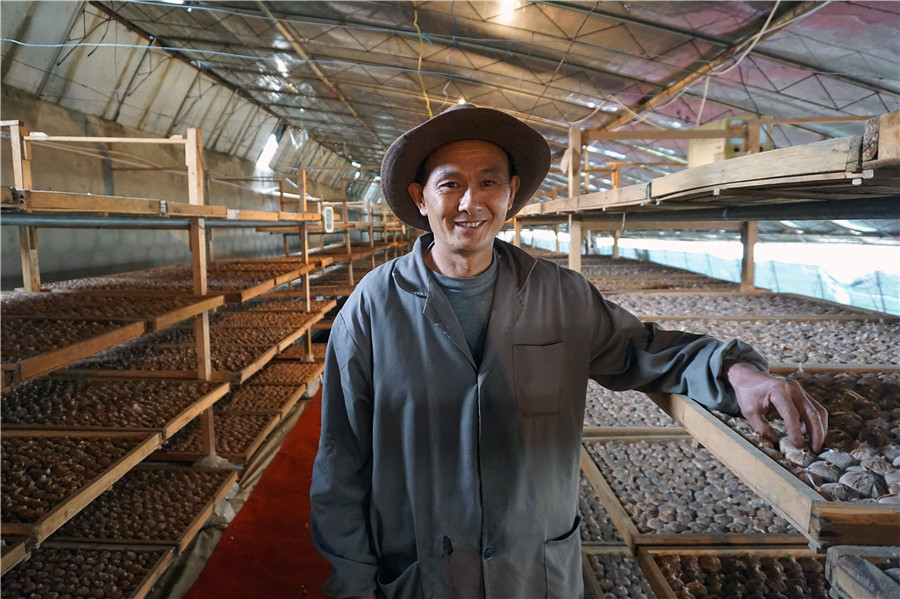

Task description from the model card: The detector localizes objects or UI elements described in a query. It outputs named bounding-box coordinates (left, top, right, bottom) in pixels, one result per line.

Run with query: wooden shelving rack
left=0, top=122, right=374, bottom=588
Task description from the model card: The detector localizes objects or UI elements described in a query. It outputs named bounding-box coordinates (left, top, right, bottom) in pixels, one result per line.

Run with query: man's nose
left=458, top=187, right=481, bottom=213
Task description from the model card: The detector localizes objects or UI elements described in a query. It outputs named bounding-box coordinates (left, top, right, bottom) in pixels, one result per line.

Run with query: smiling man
left=310, top=104, right=827, bottom=599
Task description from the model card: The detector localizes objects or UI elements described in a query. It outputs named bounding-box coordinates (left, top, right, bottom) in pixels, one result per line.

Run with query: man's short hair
left=414, top=145, right=516, bottom=186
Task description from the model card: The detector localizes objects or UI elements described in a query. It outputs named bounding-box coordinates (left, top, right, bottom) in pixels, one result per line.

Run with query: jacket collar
left=392, top=233, right=538, bottom=297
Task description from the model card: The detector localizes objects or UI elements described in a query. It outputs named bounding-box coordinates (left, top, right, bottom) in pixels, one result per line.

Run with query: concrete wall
left=1, top=86, right=343, bottom=289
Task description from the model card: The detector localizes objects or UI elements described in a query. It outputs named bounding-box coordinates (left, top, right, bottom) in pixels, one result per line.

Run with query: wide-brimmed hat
left=381, top=104, right=551, bottom=231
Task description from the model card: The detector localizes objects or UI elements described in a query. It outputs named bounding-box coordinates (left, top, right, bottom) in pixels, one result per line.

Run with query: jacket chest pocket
left=512, top=342, right=563, bottom=416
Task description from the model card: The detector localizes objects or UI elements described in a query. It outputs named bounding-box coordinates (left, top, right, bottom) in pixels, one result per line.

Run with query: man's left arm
left=585, top=284, right=827, bottom=450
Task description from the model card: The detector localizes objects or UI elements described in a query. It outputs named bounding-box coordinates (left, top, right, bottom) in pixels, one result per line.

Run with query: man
left=310, top=104, right=827, bottom=599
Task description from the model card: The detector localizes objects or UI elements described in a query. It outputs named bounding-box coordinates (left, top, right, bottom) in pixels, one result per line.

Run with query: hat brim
left=381, top=106, right=551, bottom=231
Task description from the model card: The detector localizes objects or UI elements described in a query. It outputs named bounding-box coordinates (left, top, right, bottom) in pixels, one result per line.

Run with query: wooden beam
left=10, top=123, right=40, bottom=291
left=585, top=128, right=737, bottom=142
left=23, top=135, right=186, bottom=144
left=513, top=218, right=522, bottom=247
left=568, top=126, right=582, bottom=198
left=741, top=221, right=757, bottom=292
left=568, top=215, right=582, bottom=273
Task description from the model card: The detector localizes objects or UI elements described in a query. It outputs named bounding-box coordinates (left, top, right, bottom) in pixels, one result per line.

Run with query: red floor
left=186, top=390, right=331, bottom=599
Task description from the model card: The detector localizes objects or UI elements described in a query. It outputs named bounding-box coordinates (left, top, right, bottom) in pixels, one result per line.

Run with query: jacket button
left=483, top=547, right=495, bottom=560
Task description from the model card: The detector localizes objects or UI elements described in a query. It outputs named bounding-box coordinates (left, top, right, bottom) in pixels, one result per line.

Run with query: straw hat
left=381, top=104, right=551, bottom=231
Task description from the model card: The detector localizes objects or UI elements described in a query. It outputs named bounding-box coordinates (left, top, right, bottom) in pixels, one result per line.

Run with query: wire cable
left=412, top=3, right=433, bottom=118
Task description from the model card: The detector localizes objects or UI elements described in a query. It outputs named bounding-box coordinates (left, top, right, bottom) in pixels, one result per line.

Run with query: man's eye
left=483, top=180, right=495, bottom=187
left=439, top=181, right=458, bottom=189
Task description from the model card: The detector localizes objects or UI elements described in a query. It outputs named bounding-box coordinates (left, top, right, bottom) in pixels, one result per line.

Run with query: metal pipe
left=0, top=214, right=300, bottom=228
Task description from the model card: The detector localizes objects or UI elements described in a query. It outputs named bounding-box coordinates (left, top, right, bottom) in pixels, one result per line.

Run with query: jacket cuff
left=709, top=338, right=769, bottom=415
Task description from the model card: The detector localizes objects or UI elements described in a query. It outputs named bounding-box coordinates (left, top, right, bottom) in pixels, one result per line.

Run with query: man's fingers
left=770, top=384, right=806, bottom=450
left=798, top=392, right=828, bottom=453
left=743, top=409, right=778, bottom=444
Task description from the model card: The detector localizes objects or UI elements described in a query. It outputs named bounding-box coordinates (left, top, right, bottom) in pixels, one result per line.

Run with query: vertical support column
left=554, top=225, right=560, bottom=253
left=583, top=151, right=590, bottom=194
left=186, top=127, right=214, bottom=456
left=568, top=215, right=582, bottom=273
left=279, top=179, right=285, bottom=211
left=613, top=229, right=622, bottom=259
left=744, top=120, right=761, bottom=155
left=300, top=221, right=311, bottom=312
left=740, top=221, right=757, bottom=292
left=513, top=218, right=522, bottom=247
left=10, top=123, right=40, bottom=291
left=567, top=126, right=582, bottom=199
left=283, top=235, right=291, bottom=257
left=611, top=164, right=621, bottom=189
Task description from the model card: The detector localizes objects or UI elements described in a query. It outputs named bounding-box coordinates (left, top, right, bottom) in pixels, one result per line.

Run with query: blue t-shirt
left=430, top=255, right=499, bottom=365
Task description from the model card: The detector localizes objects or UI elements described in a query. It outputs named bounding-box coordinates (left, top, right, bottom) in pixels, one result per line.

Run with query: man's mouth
left=456, top=221, right=484, bottom=229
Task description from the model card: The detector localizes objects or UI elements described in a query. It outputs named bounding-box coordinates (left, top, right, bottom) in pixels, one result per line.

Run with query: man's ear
left=408, top=183, right=427, bottom=216
left=507, top=175, right=521, bottom=210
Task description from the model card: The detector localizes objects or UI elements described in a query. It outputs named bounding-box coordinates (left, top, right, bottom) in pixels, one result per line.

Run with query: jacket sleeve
left=310, top=311, right=378, bottom=597
left=585, top=283, right=768, bottom=414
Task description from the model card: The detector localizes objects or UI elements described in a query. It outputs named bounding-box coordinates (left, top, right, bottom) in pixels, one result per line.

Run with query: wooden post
left=568, top=127, right=582, bottom=198
left=741, top=221, right=757, bottom=292
left=554, top=225, right=560, bottom=253
left=513, top=218, right=522, bottom=247
left=279, top=179, right=285, bottom=211
left=611, top=164, right=621, bottom=189
left=745, top=121, right=761, bottom=155
left=10, top=123, right=40, bottom=291
left=283, top=235, right=290, bottom=257
left=185, top=127, right=214, bottom=456
left=568, top=215, right=582, bottom=273
left=613, top=229, right=621, bottom=259
left=583, top=151, right=590, bottom=194
left=300, top=170, right=308, bottom=212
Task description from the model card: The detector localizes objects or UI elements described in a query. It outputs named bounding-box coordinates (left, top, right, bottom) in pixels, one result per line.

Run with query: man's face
left=408, top=140, right=520, bottom=265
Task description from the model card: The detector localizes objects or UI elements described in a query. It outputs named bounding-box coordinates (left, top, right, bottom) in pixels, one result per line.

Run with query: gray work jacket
left=310, top=234, right=766, bottom=599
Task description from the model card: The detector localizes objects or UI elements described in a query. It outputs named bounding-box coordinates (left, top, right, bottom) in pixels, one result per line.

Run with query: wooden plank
left=637, top=546, right=820, bottom=599
left=581, top=548, right=607, bottom=599
left=173, top=468, right=237, bottom=552
left=165, top=202, right=227, bottom=218
left=580, top=446, right=640, bottom=552
left=8, top=320, right=146, bottom=384
left=740, top=221, right=756, bottom=292
left=21, top=190, right=161, bottom=215
left=18, top=225, right=40, bottom=292
left=25, top=432, right=162, bottom=545
left=217, top=413, right=281, bottom=465
left=0, top=540, right=30, bottom=575
left=23, top=135, right=185, bottom=144
left=768, top=363, right=900, bottom=374
left=878, top=109, right=900, bottom=160
left=129, top=546, right=175, bottom=599
left=812, top=503, right=900, bottom=548
left=581, top=427, right=685, bottom=438
left=149, top=294, right=225, bottom=331
left=237, top=209, right=280, bottom=221
left=649, top=393, right=820, bottom=542
left=651, top=136, right=861, bottom=198
left=277, top=211, right=321, bottom=222
left=163, top=382, right=229, bottom=440
left=827, top=545, right=900, bottom=599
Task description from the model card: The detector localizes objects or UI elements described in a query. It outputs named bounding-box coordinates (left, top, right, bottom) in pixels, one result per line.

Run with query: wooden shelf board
left=637, top=545, right=820, bottom=599
left=649, top=393, right=900, bottom=549
left=0, top=431, right=162, bottom=545
left=3, top=320, right=146, bottom=385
